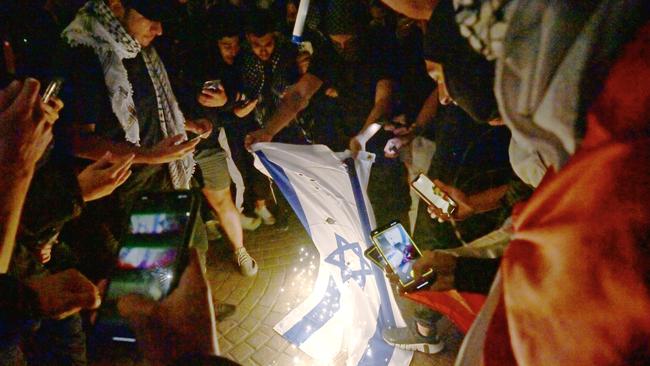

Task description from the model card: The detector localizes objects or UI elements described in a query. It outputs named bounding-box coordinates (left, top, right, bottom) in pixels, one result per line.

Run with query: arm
left=265, top=73, right=323, bottom=136
left=0, top=79, right=55, bottom=273
left=70, top=125, right=199, bottom=165
left=384, top=88, right=438, bottom=157
left=428, top=179, right=509, bottom=221
left=351, top=79, right=395, bottom=152
left=359, top=79, right=395, bottom=135
left=412, top=88, right=439, bottom=133
left=245, top=73, right=322, bottom=148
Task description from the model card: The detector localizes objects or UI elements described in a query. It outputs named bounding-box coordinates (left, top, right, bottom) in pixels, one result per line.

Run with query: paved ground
left=90, top=198, right=463, bottom=366
left=206, top=212, right=463, bottom=366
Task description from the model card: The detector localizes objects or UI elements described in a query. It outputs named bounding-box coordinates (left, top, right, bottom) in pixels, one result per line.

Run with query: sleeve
left=366, top=29, right=399, bottom=83
left=454, top=257, right=501, bottom=294
left=0, top=275, right=41, bottom=348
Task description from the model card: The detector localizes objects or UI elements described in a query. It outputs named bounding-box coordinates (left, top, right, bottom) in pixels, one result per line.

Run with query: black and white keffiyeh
left=62, top=0, right=194, bottom=189
left=453, top=0, right=517, bottom=61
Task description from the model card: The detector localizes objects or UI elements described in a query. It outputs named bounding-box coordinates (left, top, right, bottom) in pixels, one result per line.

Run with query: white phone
left=411, top=173, right=457, bottom=216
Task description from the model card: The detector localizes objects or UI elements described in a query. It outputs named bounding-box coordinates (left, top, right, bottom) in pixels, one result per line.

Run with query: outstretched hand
left=144, top=135, right=200, bottom=164
left=427, top=179, right=475, bottom=222
left=244, top=128, right=273, bottom=150
left=77, top=151, right=134, bottom=202
left=0, top=79, right=56, bottom=168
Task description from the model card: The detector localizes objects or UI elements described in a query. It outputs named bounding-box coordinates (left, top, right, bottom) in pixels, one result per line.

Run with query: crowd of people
left=0, top=0, right=648, bottom=365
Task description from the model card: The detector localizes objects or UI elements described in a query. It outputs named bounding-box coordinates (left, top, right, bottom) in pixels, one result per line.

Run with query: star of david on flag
left=252, top=143, right=413, bottom=365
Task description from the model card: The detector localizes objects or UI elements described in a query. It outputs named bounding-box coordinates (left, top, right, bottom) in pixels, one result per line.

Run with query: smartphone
left=411, top=173, right=457, bottom=217
left=370, top=221, right=433, bottom=291
left=202, top=79, right=222, bottom=91
left=41, top=77, right=64, bottom=103
left=93, top=191, right=200, bottom=344
left=363, top=245, right=387, bottom=271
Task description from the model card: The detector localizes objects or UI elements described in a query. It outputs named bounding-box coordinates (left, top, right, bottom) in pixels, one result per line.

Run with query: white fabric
left=252, top=143, right=412, bottom=366
left=217, top=127, right=244, bottom=210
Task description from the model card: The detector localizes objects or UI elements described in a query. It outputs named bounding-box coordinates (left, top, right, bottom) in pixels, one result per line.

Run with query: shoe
left=215, top=303, right=237, bottom=321
left=381, top=326, right=444, bottom=354
left=205, top=219, right=222, bottom=241
left=240, top=214, right=262, bottom=231
left=254, top=206, right=276, bottom=225
left=234, top=248, right=258, bottom=276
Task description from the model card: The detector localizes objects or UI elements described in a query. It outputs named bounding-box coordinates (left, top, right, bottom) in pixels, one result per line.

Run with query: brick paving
left=207, top=212, right=462, bottom=366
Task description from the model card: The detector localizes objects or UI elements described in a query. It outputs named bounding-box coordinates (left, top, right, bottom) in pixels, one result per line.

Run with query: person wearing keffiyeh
left=380, top=0, right=650, bottom=365
left=53, top=0, right=212, bottom=276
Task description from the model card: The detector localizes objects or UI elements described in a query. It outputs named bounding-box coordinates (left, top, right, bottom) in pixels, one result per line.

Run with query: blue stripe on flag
left=255, top=151, right=311, bottom=236
left=344, top=159, right=396, bottom=366
left=357, top=314, right=396, bottom=366
left=282, top=276, right=341, bottom=345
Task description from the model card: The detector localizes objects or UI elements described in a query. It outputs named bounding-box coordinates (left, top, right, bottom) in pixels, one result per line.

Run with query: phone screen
left=411, top=174, right=457, bottom=216
left=371, top=222, right=427, bottom=287
left=94, top=192, right=198, bottom=343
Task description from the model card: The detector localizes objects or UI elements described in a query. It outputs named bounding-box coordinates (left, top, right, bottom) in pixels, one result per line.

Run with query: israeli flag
left=253, top=143, right=413, bottom=365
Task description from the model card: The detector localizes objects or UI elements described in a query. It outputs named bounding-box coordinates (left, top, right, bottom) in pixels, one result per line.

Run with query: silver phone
left=41, top=77, right=64, bottom=103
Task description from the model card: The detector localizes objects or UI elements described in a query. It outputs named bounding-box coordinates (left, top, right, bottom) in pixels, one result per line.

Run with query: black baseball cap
left=125, top=0, right=174, bottom=22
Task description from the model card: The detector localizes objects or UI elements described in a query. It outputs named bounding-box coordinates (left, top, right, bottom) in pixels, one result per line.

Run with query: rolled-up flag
left=291, top=0, right=310, bottom=44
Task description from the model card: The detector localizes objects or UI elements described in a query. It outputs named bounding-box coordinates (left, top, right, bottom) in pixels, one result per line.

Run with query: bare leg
left=202, top=186, right=243, bottom=251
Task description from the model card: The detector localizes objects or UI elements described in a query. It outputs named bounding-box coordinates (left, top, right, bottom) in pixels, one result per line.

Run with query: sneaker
left=240, top=214, right=262, bottom=231
left=234, top=248, right=258, bottom=276
left=205, top=219, right=222, bottom=241
left=381, top=326, right=445, bottom=354
left=215, top=303, right=237, bottom=321
left=254, top=206, right=276, bottom=225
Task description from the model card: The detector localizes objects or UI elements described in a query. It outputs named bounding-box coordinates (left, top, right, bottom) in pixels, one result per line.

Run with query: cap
left=125, top=0, right=174, bottom=22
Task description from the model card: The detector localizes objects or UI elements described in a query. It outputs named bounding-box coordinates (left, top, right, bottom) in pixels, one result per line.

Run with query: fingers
left=0, top=80, right=22, bottom=110
left=109, top=153, right=134, bottom=179
left=92, top=151, right=114, bottom=169
left=40, top=100, right=60, bottom=125
left=201, top=89, right=224, bottom=97
left=164, top=134, right=186, bottom=146
left=433, top=179, right=450, bottom=193
left=15, top=78, right=41, bottom=115
left=427, top=205, right=448, bottom=222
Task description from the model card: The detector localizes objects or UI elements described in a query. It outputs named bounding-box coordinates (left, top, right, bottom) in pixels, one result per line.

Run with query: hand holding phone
left=93, top=191, right=200, bottom=344
left=411, top=174, right=458, bottom=219
left=198, top=80, right=227, bottom=108
left=371, top=221, right=434, bottom=292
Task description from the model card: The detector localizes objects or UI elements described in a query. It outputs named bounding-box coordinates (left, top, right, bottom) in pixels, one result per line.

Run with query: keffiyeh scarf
left=453, top=0, right=517, bottom=60
left=62, top=0, right=194, bottom=189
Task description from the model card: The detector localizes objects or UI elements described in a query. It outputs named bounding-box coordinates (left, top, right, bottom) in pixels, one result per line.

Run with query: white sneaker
left=234, top=248, right=258, bottom=276
left=240, top=213, right=262, bottom=231
left=254, top=206, right=276, bottom=225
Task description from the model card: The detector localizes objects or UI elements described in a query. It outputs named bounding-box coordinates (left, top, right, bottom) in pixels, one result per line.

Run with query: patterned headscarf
left=453, top=0, right=517, bottom=61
